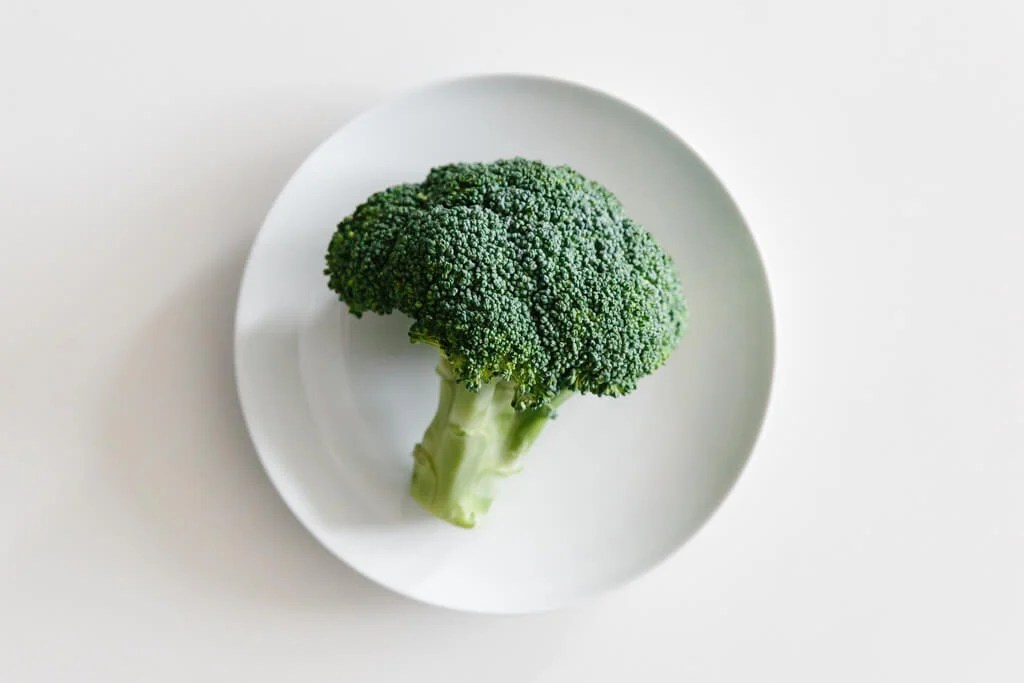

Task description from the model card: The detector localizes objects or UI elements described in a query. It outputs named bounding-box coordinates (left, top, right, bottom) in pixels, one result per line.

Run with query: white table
left=2, top=1, right=1021, bottom=680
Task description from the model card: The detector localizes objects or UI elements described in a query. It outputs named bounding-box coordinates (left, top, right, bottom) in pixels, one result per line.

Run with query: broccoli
left=325, top=158, right=687, bottom=528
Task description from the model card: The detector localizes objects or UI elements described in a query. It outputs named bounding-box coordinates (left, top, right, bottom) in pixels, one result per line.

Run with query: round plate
left=234, top=74, right=774, bottom=613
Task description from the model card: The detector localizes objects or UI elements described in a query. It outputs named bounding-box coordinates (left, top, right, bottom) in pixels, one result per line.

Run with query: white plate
left=234, top=74, right=774, bottom=613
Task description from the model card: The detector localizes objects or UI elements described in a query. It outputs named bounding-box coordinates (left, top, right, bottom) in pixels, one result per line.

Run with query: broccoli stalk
left=411, top=356, right=570, bottom=527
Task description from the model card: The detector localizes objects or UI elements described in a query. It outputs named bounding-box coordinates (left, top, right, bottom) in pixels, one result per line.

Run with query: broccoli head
left=326, top=158, right=687, bottom=527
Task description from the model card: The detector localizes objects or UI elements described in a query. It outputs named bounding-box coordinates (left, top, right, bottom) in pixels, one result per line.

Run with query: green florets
left=325, top=158, right=687, bottom=410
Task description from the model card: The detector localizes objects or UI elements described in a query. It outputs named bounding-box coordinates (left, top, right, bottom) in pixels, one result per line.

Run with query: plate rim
left=233, top=72, right=777, bottom=613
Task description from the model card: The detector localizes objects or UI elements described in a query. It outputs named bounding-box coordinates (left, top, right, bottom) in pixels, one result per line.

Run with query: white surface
left=235, top=74, right=774, bottom=612
left=1, top=0, right=1021, bottom=678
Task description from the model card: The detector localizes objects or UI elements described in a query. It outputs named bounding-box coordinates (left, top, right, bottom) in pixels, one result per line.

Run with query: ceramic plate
left=234, top=74, right=774, bottom=613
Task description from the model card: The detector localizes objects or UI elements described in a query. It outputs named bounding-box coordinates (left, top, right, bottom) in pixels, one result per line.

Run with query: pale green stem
left=410, top=356, right=570, bottom=528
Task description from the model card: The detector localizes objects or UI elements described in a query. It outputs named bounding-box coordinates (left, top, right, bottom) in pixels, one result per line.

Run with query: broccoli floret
left=325, top=159, right=687, bottom=527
